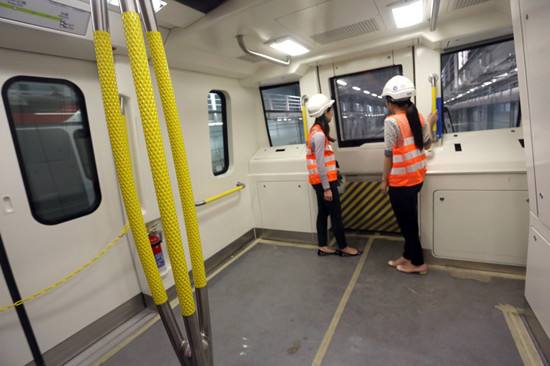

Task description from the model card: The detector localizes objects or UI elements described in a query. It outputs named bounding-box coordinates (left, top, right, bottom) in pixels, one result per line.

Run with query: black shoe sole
left=337, top=249, right=363, bottom=257
left=317, top=249, right=338, bottom=256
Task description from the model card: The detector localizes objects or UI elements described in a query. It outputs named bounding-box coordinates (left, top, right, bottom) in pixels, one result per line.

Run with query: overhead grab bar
left=195, top=182, right=245, bottom=207
left=236, top=35, right=290, bottom=66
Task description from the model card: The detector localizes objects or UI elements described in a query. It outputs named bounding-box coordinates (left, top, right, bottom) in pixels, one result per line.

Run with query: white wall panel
left=525, top=225, right=550, bottom=338
left=517, top=0, right=550, bottom=231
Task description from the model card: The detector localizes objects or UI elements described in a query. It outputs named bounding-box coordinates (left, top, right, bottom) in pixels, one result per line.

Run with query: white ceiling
left=0, top=0, right=513, bottom=80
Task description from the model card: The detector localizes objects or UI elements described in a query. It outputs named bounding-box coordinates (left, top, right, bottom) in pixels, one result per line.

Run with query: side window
left=260, top=82, right=303, bottom=146
left=207, top=90, right=229, bottom=175
left=330, top=65, right=402, bottom=147
left=2, top=76, right=101, bottom=225
left=441, top=38, right=520, bottom=133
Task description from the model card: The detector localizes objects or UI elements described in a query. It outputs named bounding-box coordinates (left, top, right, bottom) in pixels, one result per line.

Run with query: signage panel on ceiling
left=0, top=0, right=90, bottom=36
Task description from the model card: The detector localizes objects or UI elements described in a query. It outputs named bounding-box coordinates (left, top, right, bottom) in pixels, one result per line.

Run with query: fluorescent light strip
left=269, top=37, right=309, bottom=56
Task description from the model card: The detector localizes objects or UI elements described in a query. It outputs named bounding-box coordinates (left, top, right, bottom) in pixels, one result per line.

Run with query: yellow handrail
left=196, top=182, right=245, bottom=206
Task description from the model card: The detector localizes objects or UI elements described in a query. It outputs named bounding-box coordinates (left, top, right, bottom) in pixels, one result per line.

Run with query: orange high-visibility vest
left=388, top=111, right=427, bottom=187
left=306, top=125, right=337, bottom=185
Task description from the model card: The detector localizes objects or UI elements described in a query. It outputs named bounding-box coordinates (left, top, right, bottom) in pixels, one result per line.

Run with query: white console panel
left=433, top=189, right=529, bottom=265
left=249, top=145, right=317, bottom=234
left=419, top=128, right=528, bottom=265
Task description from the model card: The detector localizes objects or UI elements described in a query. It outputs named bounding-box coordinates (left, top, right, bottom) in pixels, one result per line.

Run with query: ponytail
left=405, top=101, right=423, bottom=150
left=387, top=97, right=423, bottom=149
left=314, top=108, right=335, bottom=142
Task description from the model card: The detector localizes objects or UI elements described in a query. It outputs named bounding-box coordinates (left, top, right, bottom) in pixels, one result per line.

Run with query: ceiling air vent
left=449, top=0, right=490, bottom=11
left=311, top=19, right=380, bottom=45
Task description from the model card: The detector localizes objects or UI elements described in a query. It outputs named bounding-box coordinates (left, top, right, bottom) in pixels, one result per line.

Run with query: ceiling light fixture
left=267, top=37, right=309, bottom=56
left=391, top=0, right=423, bottom=29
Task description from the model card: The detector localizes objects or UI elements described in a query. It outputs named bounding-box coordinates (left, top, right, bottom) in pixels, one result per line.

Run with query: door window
left=2, top=76, right=101, bottom=225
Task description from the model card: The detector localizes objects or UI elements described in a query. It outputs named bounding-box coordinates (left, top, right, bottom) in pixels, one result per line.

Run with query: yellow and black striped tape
left=340, top=181, right=400, bottom=233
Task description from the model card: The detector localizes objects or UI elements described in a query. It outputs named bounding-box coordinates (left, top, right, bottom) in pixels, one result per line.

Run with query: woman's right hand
left=380, top=180, right=388, bottom=195
left=428, top=110, right=439, bottom=129
left=324, top=189, right=333, bottom=201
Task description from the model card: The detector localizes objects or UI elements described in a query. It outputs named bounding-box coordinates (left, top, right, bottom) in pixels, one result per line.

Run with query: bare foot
left=388, top=256, right=410, bottom=267
left=318, top=246, right=336, bottom=254
left=340, top=247, right=360, bottom=255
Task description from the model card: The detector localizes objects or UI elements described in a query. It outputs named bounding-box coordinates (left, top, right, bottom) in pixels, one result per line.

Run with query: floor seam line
left=311, top=237, right=374, bottom=366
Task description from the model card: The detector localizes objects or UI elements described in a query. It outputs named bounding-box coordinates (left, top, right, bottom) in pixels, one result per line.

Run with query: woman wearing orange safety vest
left=306, top=94, right=361, bottom=257
left=380, top=76, right=438, bottom=274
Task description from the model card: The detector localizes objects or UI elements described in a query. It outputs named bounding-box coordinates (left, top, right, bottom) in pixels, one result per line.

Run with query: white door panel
left=0, top=48, right=141, bottom=365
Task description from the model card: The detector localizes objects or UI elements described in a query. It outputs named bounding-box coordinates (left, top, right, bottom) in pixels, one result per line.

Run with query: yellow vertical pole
left=117, top=0, right=205, bottom=364
left=89, top=1, right=189, bottom=365
left=138, top=0, right=212, bottom=364
left=302, top=95, right=309, bottom=142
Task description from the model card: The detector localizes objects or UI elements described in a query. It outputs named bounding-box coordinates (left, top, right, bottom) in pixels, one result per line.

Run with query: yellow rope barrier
left=0, top=222, right=130, bottom=312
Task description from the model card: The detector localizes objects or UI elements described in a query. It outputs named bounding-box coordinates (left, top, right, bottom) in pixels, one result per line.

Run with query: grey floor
left=87, top=234, right=546, bottom=366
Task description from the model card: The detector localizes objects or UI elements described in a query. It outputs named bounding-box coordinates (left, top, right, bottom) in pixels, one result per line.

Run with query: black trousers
left=389, top=183, right=424, bottom=266
left=312, top=181, right=348, bottom=249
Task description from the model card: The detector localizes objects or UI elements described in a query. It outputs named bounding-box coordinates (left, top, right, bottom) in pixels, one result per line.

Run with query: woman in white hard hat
left=306, top=94, right=361, bottom=257
left=380, top=76, right=438, bottom=274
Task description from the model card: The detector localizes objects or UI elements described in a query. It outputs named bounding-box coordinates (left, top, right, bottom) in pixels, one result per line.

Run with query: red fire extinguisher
left=148, top=226, right=165, bottom=269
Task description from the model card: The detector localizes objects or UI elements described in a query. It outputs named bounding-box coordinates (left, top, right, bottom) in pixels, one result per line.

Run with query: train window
left=207, top=90, right=229, bottom=175
left=260, top=82, right=304, bottom=146
left=441, top=37, right=520, bottom=133
left=330, top=65, right=403, bottom=147
left=2, top=76, right=101, bottom=225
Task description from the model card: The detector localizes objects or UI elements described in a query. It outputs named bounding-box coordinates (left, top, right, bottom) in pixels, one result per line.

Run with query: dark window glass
left=2, top=76, right=101, bottom=225
left=441, top=38, right=520, bottom=133
left=260, top=82, right=304, bottom=146
left=207, top=91, right=229, bottom=175
left=330, top=65, right=403, bottom=147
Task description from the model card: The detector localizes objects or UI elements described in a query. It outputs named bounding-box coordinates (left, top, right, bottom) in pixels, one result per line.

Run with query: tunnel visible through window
left=2, top=76, right=101, bottom=225
left=330, top=65, right=402, bottom=147
left=260, top=82, right=303, bottom=146
left=208, top=91, right=229, bottom=175
left=441, top=38, right=520, bottom=133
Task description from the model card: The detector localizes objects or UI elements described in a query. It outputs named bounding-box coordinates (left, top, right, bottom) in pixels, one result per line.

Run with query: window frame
left=2, top=75, right=101, bottom=225
left=330, top=65, right=403, bottom=148
left=259, top=82, right=303, bottom=147
left=207, top=90, right=229, bottom=176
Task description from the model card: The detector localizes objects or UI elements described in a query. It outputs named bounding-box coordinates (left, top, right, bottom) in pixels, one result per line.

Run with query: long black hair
left=313, top=106, right=335, bottom=142
left=387, top=97, right=423, bottom=149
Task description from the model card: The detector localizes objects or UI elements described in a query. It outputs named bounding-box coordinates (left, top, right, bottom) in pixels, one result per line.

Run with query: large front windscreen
left=441, top=38, right=520, bottom=133
left=330, top=65, right=402, bottom=147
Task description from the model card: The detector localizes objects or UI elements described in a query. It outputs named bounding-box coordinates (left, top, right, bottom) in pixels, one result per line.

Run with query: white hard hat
left=306, top=94, right=335, bottom=118
left=381, top=75, right=416, bottom=101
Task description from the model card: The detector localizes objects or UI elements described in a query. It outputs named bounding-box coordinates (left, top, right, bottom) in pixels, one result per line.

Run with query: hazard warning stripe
left=340, top=182, right=400, bottom=233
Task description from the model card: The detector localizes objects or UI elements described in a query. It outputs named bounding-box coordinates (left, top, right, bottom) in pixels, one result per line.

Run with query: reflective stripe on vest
left=306, top=126, right=337, bottom=185
left=388, top=111, right=427, bottom=187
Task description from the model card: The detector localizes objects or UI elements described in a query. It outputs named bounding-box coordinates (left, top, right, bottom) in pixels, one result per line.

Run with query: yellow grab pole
left=140, top=1, right=212, bottom=362
left=301, top=95, right=309, bottom=142
left=118, top=0, right=205, bottom=364
left=204, top=185, right=244, bottom=204
left=146, top=31, right=206, bottom=290
left=89, top=1, right=190, bottom=364
left=120, top=3, right=194, bottom=318
left=91, top=13, right=166, bottom=307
